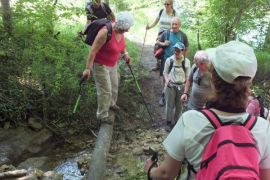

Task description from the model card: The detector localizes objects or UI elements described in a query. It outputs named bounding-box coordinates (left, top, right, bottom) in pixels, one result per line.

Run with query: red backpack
left=196, top=109, right=260, bottom=180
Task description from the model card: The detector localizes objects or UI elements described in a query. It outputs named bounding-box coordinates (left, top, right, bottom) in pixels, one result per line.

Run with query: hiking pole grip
left=80, top=77, right=86, bottom=85
left=148, top=147, right=158, bottom=180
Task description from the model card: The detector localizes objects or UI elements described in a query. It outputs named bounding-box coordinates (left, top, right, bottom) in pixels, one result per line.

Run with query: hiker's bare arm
left=146, top=18, right=159, bottom=30
left=157, top=40, right=170, bottom=47
left=86, top=28, right=107, bottom=69
left=163, top=73, right=169, bottom=86
left=121, top=50, right=131, bottom=64
left=82, top=28, right=107, bottom=79
left=181, top=79, right=191, bottom=102
left=260, top=168, right=270, bottom=180
left=144, top=154, right=181, bottom=179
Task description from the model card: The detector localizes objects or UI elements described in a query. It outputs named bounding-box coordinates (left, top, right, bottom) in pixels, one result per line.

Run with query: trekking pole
left=138, top=29, right=148, bottom=63
left=72, top=78, right=86, bottom=114
left=148, top=147, right=158, bottom=180
left=126, top=63, right=154, bottom=122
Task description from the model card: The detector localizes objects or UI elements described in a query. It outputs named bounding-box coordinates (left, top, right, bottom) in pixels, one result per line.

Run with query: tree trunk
left=263, top=22, right=270, bottom=50
left=86, top=113, right=115, bottom=180
left=0, top=0, right=12, bottom=35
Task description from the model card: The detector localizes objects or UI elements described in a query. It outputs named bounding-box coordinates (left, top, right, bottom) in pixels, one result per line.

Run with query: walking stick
left=72, top=78, right=85, bottom=114
left=138, top=29, right=148, bottom=63
left=126, top=63, right=154, bottom=123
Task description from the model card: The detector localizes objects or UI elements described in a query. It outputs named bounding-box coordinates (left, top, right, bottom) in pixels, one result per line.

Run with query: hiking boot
left=164, top=122, right=172, bottom=132
left=110, top=104, right=120, bottom=111
left=159, top=96, right=165, bottom=106
left=100, top=117, right=113, bottom=125
left=152, top=66, right=160, bottom=71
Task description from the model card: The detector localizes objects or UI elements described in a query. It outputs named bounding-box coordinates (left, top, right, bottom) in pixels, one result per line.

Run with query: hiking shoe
left=159, top=96, right=165, bottom=106
left=152, top=66, right=160, bottom=71
left=110, top=105, right=120, bottom=111
left=100, top=117, right=113, bottom=125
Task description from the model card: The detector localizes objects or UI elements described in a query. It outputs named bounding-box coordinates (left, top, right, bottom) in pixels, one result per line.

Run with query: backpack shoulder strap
left=166, top=30, right=170, bottom=40
left=104, top=21, right=112, bottom=42
left=158, top=9, right=164, bottom=18
left=182, top=57, right=186, bottom=73
left=193, top=66, right=198, bottom=74
left=200, top=109, right=222, bottom=129
left=173, top=9, right=176, bottom=16
left=101, top=2, right=108, bottom=16
left=168, top=58, right=174, bottom=73
left=243, top=115, right=257, bottom=130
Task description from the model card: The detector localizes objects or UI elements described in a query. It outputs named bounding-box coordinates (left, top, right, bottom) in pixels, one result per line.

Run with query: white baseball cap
left=206, top=41, right=257, bottom=84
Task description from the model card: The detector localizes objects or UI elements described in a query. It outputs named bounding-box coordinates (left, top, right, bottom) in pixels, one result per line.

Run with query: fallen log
left=85, top=113, right=115, bottom=180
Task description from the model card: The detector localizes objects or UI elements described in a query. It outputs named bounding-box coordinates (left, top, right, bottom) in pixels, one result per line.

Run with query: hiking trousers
left=165, top=84, right=184, bottom=124
left=93, top=62, right=119, bottom=119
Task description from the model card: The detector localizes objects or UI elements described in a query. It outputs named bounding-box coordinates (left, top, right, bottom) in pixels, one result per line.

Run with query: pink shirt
left=95, top=29, right=126, bottom=67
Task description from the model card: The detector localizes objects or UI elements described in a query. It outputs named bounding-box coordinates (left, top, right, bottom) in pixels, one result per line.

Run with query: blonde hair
left=165, top=0, right=174, bottom=6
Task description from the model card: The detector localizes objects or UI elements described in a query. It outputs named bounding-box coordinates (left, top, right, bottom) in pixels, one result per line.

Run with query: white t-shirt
left=163, top=110, right=270, bottom=179
left=163, top=55, right=191, bottom=84
left=157, top=9, right=177, bottom=33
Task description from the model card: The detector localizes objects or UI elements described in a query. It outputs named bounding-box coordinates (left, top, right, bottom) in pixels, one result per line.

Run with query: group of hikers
left=80, top=0, right=270, bottom=179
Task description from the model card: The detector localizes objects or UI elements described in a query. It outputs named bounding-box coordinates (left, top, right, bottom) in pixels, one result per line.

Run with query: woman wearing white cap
left=82, top=12, right=134, bottom=123
left=144, top=41, right=270, bottom=179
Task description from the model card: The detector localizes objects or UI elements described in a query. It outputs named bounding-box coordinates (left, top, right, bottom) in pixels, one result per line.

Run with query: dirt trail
left=127, top=31, right=165, bottom=127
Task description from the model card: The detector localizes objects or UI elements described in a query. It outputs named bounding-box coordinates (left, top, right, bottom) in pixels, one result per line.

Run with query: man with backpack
left=146, top=0, right=177, bottom=71
left=86, top=0, right=115, bottom=23
left=82, top=12, right=133, bottom=124
left=80, top=0, right=115, bottom=35
left=181, top=50, right=212, bottom=110
left=163, top=42, right=190, bottom=130
left=144, top=41, right=270, bottom=179
left=157, top=16, right=189, bottom=106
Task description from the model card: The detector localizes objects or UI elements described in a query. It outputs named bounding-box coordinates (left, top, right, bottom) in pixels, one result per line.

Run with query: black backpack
left=83, top=18, right=112, bottom=46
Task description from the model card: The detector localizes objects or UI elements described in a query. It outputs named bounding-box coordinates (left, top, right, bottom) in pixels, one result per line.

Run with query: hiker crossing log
left=85, top=112, right=115, bottom=180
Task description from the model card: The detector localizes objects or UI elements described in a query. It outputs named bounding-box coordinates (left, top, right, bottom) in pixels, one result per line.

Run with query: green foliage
left=0, top=0, right=142, bottom=124
left=0, top=0, right=93, bottom=123
left=201, top=0, right=269, bottom=46
left=254, top=50, right=270, bottom=83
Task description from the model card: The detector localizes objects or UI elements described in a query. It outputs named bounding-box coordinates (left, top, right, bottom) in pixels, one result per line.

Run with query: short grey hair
left=194, top=50, right=210, bottom=64
left=115, top=11, right=134, bottom=30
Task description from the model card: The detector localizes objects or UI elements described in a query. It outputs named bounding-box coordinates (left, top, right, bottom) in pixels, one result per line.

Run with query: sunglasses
left=164, top=3, right=171, bottom=6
